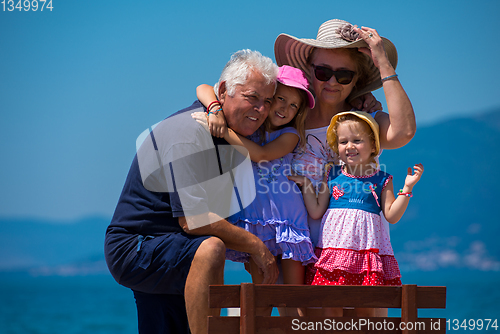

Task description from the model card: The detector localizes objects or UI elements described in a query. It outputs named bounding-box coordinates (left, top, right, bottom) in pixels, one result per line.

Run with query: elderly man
left=104, top=49, right=280, bottom=334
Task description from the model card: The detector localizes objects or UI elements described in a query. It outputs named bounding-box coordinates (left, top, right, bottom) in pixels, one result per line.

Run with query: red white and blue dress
left=306, top=165, right=402, bottom=286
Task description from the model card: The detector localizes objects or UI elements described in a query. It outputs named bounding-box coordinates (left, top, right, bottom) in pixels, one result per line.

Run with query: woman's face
left=309, top=49, right=357, bottom=107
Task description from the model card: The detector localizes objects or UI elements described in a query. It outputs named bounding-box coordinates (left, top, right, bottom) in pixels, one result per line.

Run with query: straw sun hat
left=274, top=19, right=398, bottom=101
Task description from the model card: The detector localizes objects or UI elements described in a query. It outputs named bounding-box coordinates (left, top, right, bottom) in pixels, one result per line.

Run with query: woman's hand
left=354, top=26, right=391, bottom=70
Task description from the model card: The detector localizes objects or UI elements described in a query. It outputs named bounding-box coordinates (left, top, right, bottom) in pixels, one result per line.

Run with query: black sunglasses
left=313, top=65, right=356, bottom=85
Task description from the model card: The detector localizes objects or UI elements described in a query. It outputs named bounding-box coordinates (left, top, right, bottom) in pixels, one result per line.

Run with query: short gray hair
left=214, top=49, right=278, bottom=98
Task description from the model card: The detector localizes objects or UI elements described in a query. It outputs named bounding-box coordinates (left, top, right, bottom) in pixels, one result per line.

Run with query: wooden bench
left=208, top=283, right=446, bottom=334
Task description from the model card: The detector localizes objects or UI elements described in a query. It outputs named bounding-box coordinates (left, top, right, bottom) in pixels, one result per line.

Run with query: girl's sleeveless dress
left=225, top=127, right=317, bottom=265
left=291, top=110, right=383, bottom=248
left=306, top=165, right=402, bottom=286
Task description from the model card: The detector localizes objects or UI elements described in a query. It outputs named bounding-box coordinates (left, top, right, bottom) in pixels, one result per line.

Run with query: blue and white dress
left=226, top=127, right=317, bottom=265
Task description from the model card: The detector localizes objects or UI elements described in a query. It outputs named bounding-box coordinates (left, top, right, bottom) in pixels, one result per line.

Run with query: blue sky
left=1, top=0, right=499, bottom=221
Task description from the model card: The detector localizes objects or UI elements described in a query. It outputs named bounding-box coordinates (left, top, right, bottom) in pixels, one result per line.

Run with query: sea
left=0, top=263, right=498, bottom=334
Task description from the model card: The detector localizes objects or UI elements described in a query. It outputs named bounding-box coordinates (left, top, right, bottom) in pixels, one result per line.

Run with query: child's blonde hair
left=326, top=111, right=380, bottom=163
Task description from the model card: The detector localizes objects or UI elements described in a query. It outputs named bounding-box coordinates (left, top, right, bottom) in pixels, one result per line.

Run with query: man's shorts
left=118, top=232, right=211, bottom=295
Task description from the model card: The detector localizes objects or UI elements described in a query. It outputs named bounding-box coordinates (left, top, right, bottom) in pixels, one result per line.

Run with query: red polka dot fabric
left=307, top=267, right=402, bottom=286
left=306, top=248, right=402, bottom=286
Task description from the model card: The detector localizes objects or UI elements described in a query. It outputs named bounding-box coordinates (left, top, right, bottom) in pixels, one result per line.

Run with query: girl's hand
left=350, top=92, right=383, bottom=112
left=287, top=174, right=308, bottom=187
left=208, top=111, right=227, bottom=138
left=288, top=175, right=316, bottom=194
left=354, top=26, right=390, bottom=70
left=191, top=111, right=210, bottom=133
left=191, top=111, right=227, bottom=138
left=405, top=163, right=424, bottom=189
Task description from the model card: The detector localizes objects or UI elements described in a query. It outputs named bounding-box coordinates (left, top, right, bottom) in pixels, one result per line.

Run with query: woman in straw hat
left=275, top=19, right=415, bottom=317
left=274, top=19, right=416, bottom=247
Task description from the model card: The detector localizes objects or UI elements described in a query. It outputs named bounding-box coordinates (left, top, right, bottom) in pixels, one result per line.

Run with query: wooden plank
left=402, top=285, right=417, bottom=334
left=208, top=285, right=446, bottom=309
left=241, top=283, right=256, bottom=334
left=257, top=316, right=403, bottom=334
left=253, top=285, right=402, bottom=308
left=207, top=316, right=239, bottom=334
left=208, top=285, right=240, bottom=308
left=416, top=286, right=447, bottom=308
left=208, top=284, right=447, bottom=334
left=208, top=316, right=446, bottom=334
left=254, top=317, right=445, bottom=334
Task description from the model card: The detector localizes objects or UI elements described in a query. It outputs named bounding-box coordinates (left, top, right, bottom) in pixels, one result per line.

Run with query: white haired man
left=105, top=50, right=280, bottom=334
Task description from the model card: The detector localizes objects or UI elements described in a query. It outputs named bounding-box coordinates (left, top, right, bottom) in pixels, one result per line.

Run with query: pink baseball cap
left=277, top=65, right=315, bottom=109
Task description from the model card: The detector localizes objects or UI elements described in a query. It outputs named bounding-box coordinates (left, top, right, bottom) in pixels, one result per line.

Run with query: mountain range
left=382, top=108, right=500, bottom=272
left=1, top=108, right=499, bottom=275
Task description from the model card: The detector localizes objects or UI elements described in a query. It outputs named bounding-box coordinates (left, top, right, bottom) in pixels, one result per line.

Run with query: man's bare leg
left=185, top=237, right=226, bottom=334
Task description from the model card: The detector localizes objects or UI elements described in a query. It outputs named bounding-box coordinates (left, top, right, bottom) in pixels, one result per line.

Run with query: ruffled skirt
left=306, top=248, right=401, bottom=286
left=225, top=218, right=317, bottom=266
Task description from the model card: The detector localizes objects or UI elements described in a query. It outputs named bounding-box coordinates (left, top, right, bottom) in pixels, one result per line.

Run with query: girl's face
left=268, top=84, right=303, bottom=129
left=310, top=49, right=357, bottom=106
left=336, top=120, right=375, bottom=167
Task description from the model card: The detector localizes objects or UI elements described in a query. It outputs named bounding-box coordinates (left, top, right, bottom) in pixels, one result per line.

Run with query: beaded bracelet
left=381, top=74, right=398, bottom=83
left=397, top=189, right=413, bottom=197
left=207, top=100, right=221, bottom=113
left=208, top=108, right=222, bottom=116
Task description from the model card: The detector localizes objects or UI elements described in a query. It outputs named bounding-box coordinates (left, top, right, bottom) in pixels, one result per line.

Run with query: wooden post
left=402, top=284, right=417, bottom=334
left=240, top=283, right=255, bottom=334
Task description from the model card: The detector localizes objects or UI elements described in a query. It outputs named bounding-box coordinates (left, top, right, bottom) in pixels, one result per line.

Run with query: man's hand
left=180, top=214, right=279, bottom=284
left=250, top=245, right=279, bottom=284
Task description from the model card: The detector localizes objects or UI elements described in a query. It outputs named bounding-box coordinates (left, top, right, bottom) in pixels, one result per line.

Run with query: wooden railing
left=208, top=283, right=446, bottom=333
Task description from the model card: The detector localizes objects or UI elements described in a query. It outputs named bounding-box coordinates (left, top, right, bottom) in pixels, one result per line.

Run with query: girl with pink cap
left=193, top=65, right=316, bottom=312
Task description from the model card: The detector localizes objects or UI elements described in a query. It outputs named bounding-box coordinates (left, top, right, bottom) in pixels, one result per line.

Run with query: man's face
left=219, top=70, right=276, bottom=137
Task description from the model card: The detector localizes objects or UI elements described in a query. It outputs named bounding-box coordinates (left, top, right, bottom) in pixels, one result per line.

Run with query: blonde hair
left=328, top=114, right=377, bottom=162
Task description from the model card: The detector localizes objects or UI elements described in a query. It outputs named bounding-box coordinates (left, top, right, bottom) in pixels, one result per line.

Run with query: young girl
left=193, top=65, right=317, bottom=290
left=289, top=111, right=423, bottom=316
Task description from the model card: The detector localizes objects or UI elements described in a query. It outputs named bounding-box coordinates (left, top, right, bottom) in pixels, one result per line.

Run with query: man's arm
left=179, top=214, right=279, bottom=284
